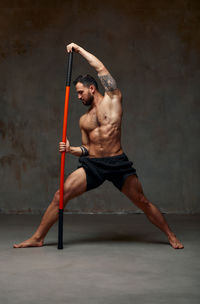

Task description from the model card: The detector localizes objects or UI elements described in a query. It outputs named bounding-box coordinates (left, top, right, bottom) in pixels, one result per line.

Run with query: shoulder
left=103, top=87, right=122, bottom=106
left=104, top=89, right=122, bottom=100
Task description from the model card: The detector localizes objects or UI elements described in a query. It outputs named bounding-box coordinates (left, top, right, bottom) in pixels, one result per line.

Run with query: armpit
left=99, top=74, right=118, bottom=92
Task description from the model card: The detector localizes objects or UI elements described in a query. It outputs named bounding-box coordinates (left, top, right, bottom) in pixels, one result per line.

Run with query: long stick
left=58, top=51, right=73, bottom=249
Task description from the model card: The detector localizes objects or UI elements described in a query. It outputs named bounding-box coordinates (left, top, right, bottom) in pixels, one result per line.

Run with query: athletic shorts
left=78, top=153, right=137, bottom=191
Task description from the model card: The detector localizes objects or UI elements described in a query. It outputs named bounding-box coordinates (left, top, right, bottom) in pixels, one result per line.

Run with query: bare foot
left=168, top=233, right=184, bottom=249
left=13, top=237, right=43, bottom=248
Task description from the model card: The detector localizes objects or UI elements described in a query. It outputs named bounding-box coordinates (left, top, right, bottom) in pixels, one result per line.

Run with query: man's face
left=75, top=82, right=94, bottom=106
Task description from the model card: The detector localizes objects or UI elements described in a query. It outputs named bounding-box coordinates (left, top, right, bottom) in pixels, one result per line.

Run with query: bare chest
left=83, top=108, right=112, bottom=133
left=91, top=108, right=109, bottom=126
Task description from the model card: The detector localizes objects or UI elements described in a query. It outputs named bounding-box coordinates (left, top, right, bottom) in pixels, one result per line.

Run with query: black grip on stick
left=58, top=209, right=63, bottom=249
left=66, top=51, right=73, bottom=86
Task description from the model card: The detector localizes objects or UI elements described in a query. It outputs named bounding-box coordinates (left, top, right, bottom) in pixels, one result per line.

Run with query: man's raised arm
left=66, top=42, right=120, bottom=96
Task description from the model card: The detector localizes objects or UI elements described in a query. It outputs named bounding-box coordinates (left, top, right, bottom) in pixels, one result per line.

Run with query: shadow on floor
left=44, top=233, right=168, bottom=247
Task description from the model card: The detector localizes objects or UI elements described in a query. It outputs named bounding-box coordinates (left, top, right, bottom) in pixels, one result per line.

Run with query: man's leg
left=121, top=175, right=184, bottom=249
left=13, top=168, right=87, bottom=248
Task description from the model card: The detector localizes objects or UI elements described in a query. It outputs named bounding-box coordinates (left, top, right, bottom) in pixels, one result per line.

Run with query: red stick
left=58, top=51, right=73, bottom=249
left=59, top=86, right=70, bottom=210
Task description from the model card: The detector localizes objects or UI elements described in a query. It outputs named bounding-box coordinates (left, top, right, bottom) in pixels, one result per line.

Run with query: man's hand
left=59, top=139, right=70, bottom=153
left=66, top=43, right=80, bottom=53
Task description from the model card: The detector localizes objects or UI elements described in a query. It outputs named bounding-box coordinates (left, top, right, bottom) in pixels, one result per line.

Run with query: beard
left=82, top=92, right=94, bottom=106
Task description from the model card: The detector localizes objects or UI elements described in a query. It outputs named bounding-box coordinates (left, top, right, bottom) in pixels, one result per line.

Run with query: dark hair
left=73, top=74, right=98, bottom=90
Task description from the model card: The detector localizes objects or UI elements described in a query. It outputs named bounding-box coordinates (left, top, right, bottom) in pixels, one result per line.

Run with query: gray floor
left=0, top=214, right=199, bottom=304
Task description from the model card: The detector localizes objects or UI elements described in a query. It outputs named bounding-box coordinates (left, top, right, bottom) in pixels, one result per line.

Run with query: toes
left=13, top=242, right=27, bottom=248
left=13, top=244, right=19, bottom=248
left=13, top=244, right=23, bottom=248
left=171, top=241, right=184, bottom=249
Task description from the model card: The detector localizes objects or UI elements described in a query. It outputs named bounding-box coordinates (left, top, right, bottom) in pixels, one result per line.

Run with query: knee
left=53, top=188, right=71, bottom=207
left=63, top=188, right=71, bottom=203
left=53, top=190, right=60, bottom=207
left=137, top=194, right=151, bottom=212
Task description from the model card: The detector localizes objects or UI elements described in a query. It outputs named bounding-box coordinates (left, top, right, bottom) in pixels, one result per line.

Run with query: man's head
left=73, top=74, right=98, bottom=106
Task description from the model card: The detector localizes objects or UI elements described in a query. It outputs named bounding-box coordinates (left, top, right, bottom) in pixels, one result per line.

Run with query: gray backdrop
left=0, top=0, right=199, bottom=214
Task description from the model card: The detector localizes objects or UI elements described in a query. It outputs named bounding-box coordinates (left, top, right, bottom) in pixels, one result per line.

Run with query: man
left=14, top=43, right=184, bottom=249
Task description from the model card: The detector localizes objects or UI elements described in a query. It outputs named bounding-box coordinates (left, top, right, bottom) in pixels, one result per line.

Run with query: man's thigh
left=121, top=175, right=145, bottom=203
left=63, top=168, right=87, bottom=200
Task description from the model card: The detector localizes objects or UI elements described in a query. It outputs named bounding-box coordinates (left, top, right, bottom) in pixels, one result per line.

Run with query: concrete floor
left=0, top=214, right=199, bottom=304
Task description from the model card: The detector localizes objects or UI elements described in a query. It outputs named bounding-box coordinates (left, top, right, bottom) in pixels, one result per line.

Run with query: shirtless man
left=14, top=43, right=184, bottom=249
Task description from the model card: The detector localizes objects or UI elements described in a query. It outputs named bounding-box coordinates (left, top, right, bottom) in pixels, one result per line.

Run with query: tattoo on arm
left=99, top=74, right=117, bottom=92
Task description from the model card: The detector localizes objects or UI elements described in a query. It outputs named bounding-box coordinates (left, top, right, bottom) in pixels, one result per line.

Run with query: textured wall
left=0, top=0, right=200, bottom=214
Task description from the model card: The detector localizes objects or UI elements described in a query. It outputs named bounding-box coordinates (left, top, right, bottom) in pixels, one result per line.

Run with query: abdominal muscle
left=87, top=124, right=123, bottom=158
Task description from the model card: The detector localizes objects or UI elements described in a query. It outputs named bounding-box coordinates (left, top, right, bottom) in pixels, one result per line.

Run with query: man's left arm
left=66, top=42, right=121, bottom=98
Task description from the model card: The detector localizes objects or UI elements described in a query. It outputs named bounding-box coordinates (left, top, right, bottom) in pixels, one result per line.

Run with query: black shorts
left=78, top=153, right=137, bottom=191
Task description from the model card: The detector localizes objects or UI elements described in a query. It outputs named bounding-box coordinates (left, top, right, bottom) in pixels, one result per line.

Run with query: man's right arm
left=59, top=117, right=89, bottom=157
